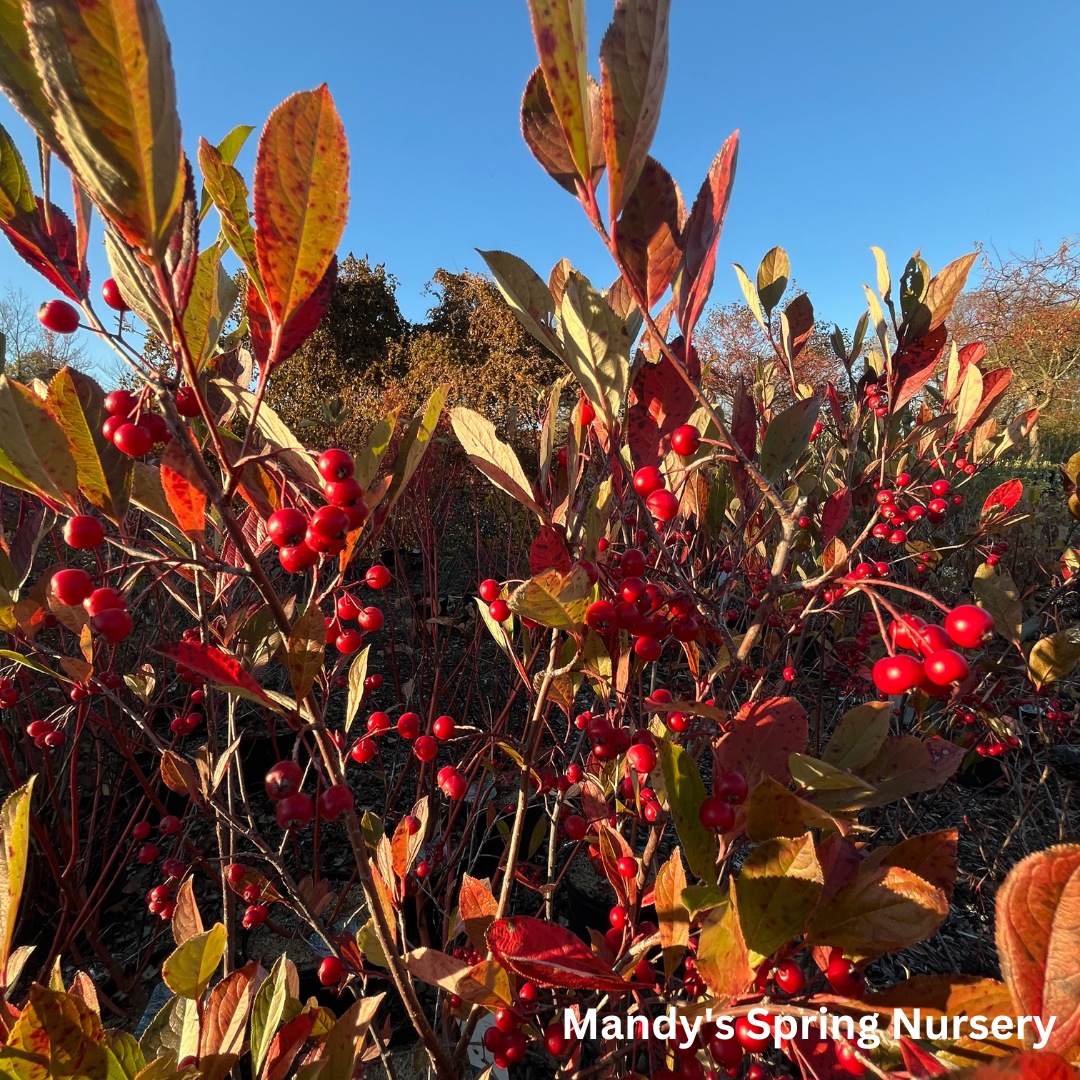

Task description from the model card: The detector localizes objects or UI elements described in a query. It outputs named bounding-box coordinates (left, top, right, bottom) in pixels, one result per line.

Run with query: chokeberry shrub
left=0, top=1, right=1076, bottom=1079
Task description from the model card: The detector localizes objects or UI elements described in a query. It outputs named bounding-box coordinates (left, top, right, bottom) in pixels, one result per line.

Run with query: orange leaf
left=459, top=874, right=498, bottom=955
left=715, top=696, right=808, bottom=792
left=262, top=1012, right=315, bottom=1080
left=160, top=439, right=207, bottom=538
left=958, top=1053, right=1078, bottom=1080
left=996, top=844, right=1080, bottom=1056
left=253, top=86, right=349, bottom=335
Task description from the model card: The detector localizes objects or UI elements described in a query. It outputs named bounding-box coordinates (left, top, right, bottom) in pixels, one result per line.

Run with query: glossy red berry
left=137, top=843, right=159, bottom=864
left=488, top=599, right=511, bottom=623
left=158, top=815, right=180, bottom=835
left=38, top=299, right=80, bottom=334
left=931, top=479, right=950, bottom=496
left=872, top=655, right=924, bottom=695
left=710, top=1035, right=743, bottom=1069
left=635, top=635, right=663, bottom=661
left=406, top=735, right=434, bottom=763
left=545, top=1023, right=571, bottom=1057
left=335, top=629, right=364, bottom=655
left=133, top=821, right=152, bottom=841
left=103, top=389, right=136, bottom=416
left=827, top=957, right=865, bottom=998
left=782, top=666, right=797, bottom=682
left=278, top=543, right=318, bottom=573
left=585, top=600, right=617, bottom=632
left=621, top=548, right=646, bottom=576
left=318, top=448, right=354, bottom=483
left=112, top=422, right=153, bottom=456
left=264, top=760, right=303, bottom=800
left=671, top=424, right=701, bottom=456
left=267, top=508, right=308, bottom=548
left=90, top=608, right=132, bottom=643
left=226, top=863, right=246, bottom=885
left=350, top=738, right=377, bottom=764
left=626, top=743, right=656, bottom=774
left=397, top=712, right=421, bottom=740
left=774, top=959, right=806, bottom=994
left=646, top=488, right=679, bottom=522
left=633, top=466, right=664, bottom=496
left=479, top=579, right=501, bottom=602
left=616, top=856, right=637, bottom=878
left=318, top=956, right=342, bottom=986
left=438, top=767, right=467, bottom=800
left=564, top=814, right=587, bottom=840
left=357, top=606, right=384, bottom=632
left=699, top=796, right=735, bottom=831
left=309, top=505, right=350, bottom=544
left=175, top=386, right=201, bottom=417
left=365, top=564, right=391, bottom=589
left=923, top=648, right=970, bottom=685
left=945, top=604, right=995, bottom=648
left=325, top=477, right=363, bottom=508
left=276, top=792, right=314, bottom=829
left=100, top=277, right=128, bottom=312
left=836, top=1040, right=867, bottom=1076
left=715, top=770, right=749, bottom=804
left=318, top=784, right=353, bottom=822
left=735, top=1015, right=771, bottom=1052
left=52, top=568, right=94, bottom=606
left=242, top=904, right=268, bottom=928
left=64, top=515, right=105, bottom=549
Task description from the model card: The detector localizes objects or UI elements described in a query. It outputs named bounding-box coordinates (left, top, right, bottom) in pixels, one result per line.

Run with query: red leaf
left=715, top=696, right=808, bottom=792
left=626, top=344, right=697, bottom=468
left=784, top=294, right=814, bottom=359
left=529, top=524, right=572, bottom=575
left=672, top=131, right=739, bottom=342
left=486, top=916, right=630, bottom=992
left=262, top=1012, right=316, bottom=1080
left=955, top=341, right=987, bottom=388
left=827, top=382, right=844, bottom=429
left=982, top=479, right=1023, bottom=522
left=153, top=641, right=279, bottom=711
left=820, top=489, right=851, bottom=545
left=958, top=366, right=1012, bottom=436
left=160, top=439, right=207, bottom=538
left=0, top=199, right=88, bottom=301
left=248, top=256, right=337, bottom=372
left=959, top=1054, right=1078, bottom=1080
left=730, top=376, right=756, bottom=458
left=892, top=324, right=948, bottom=410
left=898, top=1037, right=949, bottom=1077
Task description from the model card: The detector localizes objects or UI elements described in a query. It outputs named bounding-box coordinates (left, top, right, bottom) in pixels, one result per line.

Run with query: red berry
left=495, top=1007, right=520, bottom=1033
left=735, top=1015, right=771, bottom=1053
left=350, top=738, right=376, bottom=764
left=318, top=956, right=342, bottom=985
left=367, top=711, right=390, bottom=733
left=414, top=735, right=438, bottom=762
left=99, top=277, right=128, bottom=311
left=242, top=904, right=268, bottom=928
left=479, top=579, right=501, bottom=602
left=646, top=488, right=679, bottom=522
left=318, top=784, right=353, bottom=822
left=827, top=957, right=865, bottom=998
left=366, top=565, right=391, bottom=589
left=335, top=629, right=364, bottom=655
left=945, top=604, right=995, bottom=648
left=318, top=448, right=354, bottom=482
left=278, top=543, right=318, bottom=573
left=782, top=666, right=797, bottom=682
left=38, top=299, right=80, bottom=334
left=276, top=792, right=314, bottom=829
left=915, top=624, right=952, bottom=657
left=546, top=1023, right=571, bottom=1057
left=699, top=796, right=735, bottom=831
left=162, top=858, right=187, bottom=879
left=774, top=959, right=805, bottom=994
left=836, top=1040, right=867, bottom=1076
left=103, top=389, right=136, bottom=416
left=226, top=863, right=246, bottom=885
left=101, top=415, right=124, bottom=441
left=158, top=815, right=180, bottom=835
left=358, top=606, right=384, bottom=632
left=888, top=528, right=907, bottom=545
left=872, top=655, right=924, bottom=695
left=112, top=422, right=153, bottom=456
left=633, top=466, right=664, bottom=496
left=264, top=760, right=303, bottom=800
left=626, top=743, right=656, bottom=774
left=710, top=1035, right=743, bottom=1069
left=616, top=856, right=637, bottom=878
left=142, top=413, right=170, bottom=444
left=85, top=586, right=125, bottom=616
left=715, top=771, right=748, bottom=804
left=488, top=599, right=511, bottom=623
left=931, top=479, right=950, bottom=496
left=91, top=608, right=132, bottom=643
left=564, top=814, right=587, bottom=840
left=397, top=712, right=421, bottom=739
left=671, top=425, right=701, bottom=456
left=621, top=548, right=646, bottom=576
left=63, top=515, right=105, bottom=549
left=634, top=635, right=663, bottom=662
left=133, top=821, right=152, bottom=841
left=309, top=505, right=350, bottom=545
left=175, top=387, right=201, bottom=417
left=267, top=508, right=308, bottom=548
left=585, top=600, right=617, bottom=632
left=137, top=843, right=159, bottom=864
left=325, top=477, right=363, bottom=507
left=439, top=768, right=467, bottom=800
left=336, top=593, right=360, bottom=620
left=923, top=648, right=970, bottom=686
left=52, top=568, right=94, bottom=606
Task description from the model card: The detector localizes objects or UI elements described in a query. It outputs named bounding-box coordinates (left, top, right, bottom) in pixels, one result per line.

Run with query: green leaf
left=0, top=375, right=79, bottom=505
left=732, top=262, right=768, bottom=335
left=1027, top=630, right=1080, bottom=690
left=0, top=121, right=36, bottom=225
left=656, top=735, right=716, bottom=885
left=0, top=649, right=60, bottom=680
left=972, top=562, right=1024, bottom=646
left=735, top=833, right=822, bottom=964
left=198, top=124, right=254, bottom=221
left=199, top=138, right=263, bottom=299
left=381, top=384, right=447, bottom=515
left=788, top=753, right=877, bottom=813
left=344, top=645, right=370, bottom=733
left=525, top=0, right=592, bottom=183
left=822, top=701, right=891, bottom=772
left=560, top=271, right=630, bottom=430
left=25, top=0, right=184, bottom=259
left=139, top=993, right=199, bottom=1064
left=161, top=923, right=226, bottom=999
left=0, top=777, right=34, bottom=982
left=0, top=0, right=57, bottom=149
left=759, top=395, right=820, bottom=481
left=870, top=246, right=892, bottom=304
left=287, top=599, right=324, bottom=702
left=599, top=0, right=670, bottom=218
left=355, top=409, right=399, bottom=490
left=451, top=407, right=543, bottom=516
left=508, top=567, right=592, bottom=632
left=104, top=1031, right=145, bottom=1080
left=477, top=249, right=563, bottom=356
left=756, top=246, right=789, bottom=318
left=45, top=367, right=132, bottom=525
left=250, top=956, right=289, bottom=1076
left=183, top=244, right=239, bottom=370
left=253, top=85, right=349, bottom=333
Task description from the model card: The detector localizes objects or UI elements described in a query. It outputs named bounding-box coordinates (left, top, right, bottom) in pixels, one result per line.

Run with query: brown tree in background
left=952, top=238, right=1080, bottom=453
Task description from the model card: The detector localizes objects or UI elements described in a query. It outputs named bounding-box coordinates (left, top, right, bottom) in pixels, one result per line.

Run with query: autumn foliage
left=0, top=2, right=1076, bottom=1080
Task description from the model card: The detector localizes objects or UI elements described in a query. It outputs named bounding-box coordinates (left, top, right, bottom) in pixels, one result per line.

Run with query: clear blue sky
left=1, top=0, right=1077, bottom=374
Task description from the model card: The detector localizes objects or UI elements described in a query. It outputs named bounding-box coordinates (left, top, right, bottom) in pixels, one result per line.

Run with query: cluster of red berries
left=697, top=770, right=749, bottom=832
left=483, top=1006, right=528, bottom=1067
left=262, top=760, right=353, bottom=830
left=869, top=477, right=956, bottom=547
left=265, top=449, right=371, bottom=572
left=99, top=389, right=175, bottom=457
left=25, top=717, right=65, bottom=748
left=871, top=604, right=994, bottom=696
left=226, top=864, right=272, bottom=928
left=326, top=582, right=386, bottom=655
left=632, top=465, right=680, bottom=523
left=864, top=378, right=889, bottom=418
left=350, top=710, right=455, bottom=770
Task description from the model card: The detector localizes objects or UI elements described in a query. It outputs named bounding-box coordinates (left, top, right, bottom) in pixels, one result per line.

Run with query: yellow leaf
left=654, top=850, right=689, bottom=978
left=287, top=599, right=325, bottom=702
left=162, top=923, right=226, bottom=999
left=0, top=777, right=35, bottom=982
